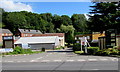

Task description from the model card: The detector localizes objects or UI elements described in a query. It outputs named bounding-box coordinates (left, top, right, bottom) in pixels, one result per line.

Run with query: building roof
left=14, top=36, right=59, bottom=46
left=32, top=33, right=64, bottom=37
left=2, top=29, right=12, bottom=34
left=18, top=29, right=42, bottom=34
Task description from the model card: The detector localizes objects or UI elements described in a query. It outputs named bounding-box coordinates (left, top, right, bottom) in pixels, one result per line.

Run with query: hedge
left=87, top=47, right=99, bottom=55
left=95, top=48, right=119, bottom=56
left=73, top=43, right=81, bottom=51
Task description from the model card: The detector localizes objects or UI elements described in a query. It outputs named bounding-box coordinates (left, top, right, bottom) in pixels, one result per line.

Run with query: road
left=1, top=48, right=119, bottom=72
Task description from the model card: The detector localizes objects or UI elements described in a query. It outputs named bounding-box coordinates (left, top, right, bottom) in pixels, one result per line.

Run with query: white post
left=81, top=41, right=83, bottom=51
left=85, top=45, right=87, bottom=53
left=84, top=37, right=88, bottom=53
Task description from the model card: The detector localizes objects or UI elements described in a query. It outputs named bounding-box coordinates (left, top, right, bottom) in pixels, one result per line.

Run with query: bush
left=110, top=48, right=119, bottom=55
left=73, top=43, right=81, bottom=51
left=12, top=46, right=33, bottom=54
left=95, top=48, right=119, bottom=56
left=95, top=49, right=110, bottom=56
left=95, top=50, right=103, bottom=56
left=22, top=49, right=33, bottom=54
left=87, top=47, right=99, bottom=55
left=12, top=46, right=23, bottom=54
left=101, top=50, right=111, bottom=56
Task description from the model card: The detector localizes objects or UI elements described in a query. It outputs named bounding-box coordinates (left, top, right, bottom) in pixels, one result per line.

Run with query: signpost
left=80, top=36, right=91, bottom=53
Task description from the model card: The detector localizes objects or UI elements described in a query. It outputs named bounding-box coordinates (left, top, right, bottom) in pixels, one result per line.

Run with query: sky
left=0, top=0, right=93, bottom=17
left=26, top=2, right=93, bottom=17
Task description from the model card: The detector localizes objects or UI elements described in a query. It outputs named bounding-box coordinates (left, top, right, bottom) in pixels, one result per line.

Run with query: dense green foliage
left=71, top=14, right=87, bottom=32
left=1, top=8, right=88, bottom=43
left=73, top=43, right=81, bottom=51
left=95, top=47, right=120, bottom=56
left=12, top=46, right=33, bottom=54
left=87, top=47, right=99, bottom=55
left=88, top=2, right=120, bottom=33
left=3, top=46, right=43, bottom=55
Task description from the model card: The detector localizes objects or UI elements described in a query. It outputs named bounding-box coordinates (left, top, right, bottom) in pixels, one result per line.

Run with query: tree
left=88, top=2, right=120, bottom=33
left=0, top=8, right=5, bottom=28
left=4, top=12, right=27, bottom=33
left=52, top=14, right=62, bottom=31
left=61, top=15, right=72, bottom=26
left=40, top=13, right=53, bottom=22
left=58, top=25, right=75, bottom=44
left=71, top=14, right=87, bottom=32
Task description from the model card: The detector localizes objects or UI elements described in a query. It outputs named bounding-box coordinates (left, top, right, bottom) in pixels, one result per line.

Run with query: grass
left=55, top=46, right=64, bottom=50
left=74, top=51, right=84, bottom=54
left=55, top=48, right=62, bottom=50
left=2, top=51, right=44, bottom=56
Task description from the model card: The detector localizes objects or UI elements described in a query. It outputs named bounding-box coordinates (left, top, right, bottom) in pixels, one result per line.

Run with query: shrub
left=110, top=48, right=119, bottom=55
left=22, top=49, right=33, bottom=54
left=101, top=50, right=111, bottom=56
left=73, top=43, right=81, bottom=51
left=95, top=48, right=119, bottom=56
left=87, top=47, right=99, bottom=55
left=12, top=46, right=23, bottom=54
left=95, top=49, right=110, bottom=56
left=12, top=46, right=33, bottom=54
left=95, top=50, right=103, bottom=56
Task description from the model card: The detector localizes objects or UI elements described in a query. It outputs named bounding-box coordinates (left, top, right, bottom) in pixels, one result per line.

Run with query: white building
left=14, top=36, right=60, bottom=50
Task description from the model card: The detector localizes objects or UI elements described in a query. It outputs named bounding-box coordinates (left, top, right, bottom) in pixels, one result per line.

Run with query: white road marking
left=111, top=58, right=118, bottom=61
left=100, top=59, right=108, bottom=61
left=30, top=60, right=37, bottom=62
left=37, top=57, right=43, bottom=59
left=77, top=59, right=86, bottom=62
left=90, top=69, right=99, bottom=70
left=66, top=60, right=74, bottom=62
left=88, top=59, right=97, bottom=61
left=7, top=61, right=14, bottom=62
left=22, top=61, right=26, bottom=62
left=41, top=60, right=50, bottom=62
left=54, top=60, right=62, bottom=62
left=17, top=61, right=21, bottom=62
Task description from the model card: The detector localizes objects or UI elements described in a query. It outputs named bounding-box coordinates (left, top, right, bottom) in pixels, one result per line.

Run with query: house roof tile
left=19, top=29, right=42, bottom=34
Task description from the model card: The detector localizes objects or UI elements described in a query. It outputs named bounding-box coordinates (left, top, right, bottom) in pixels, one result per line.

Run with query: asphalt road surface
left=1, top=48, right=119, bottom=72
